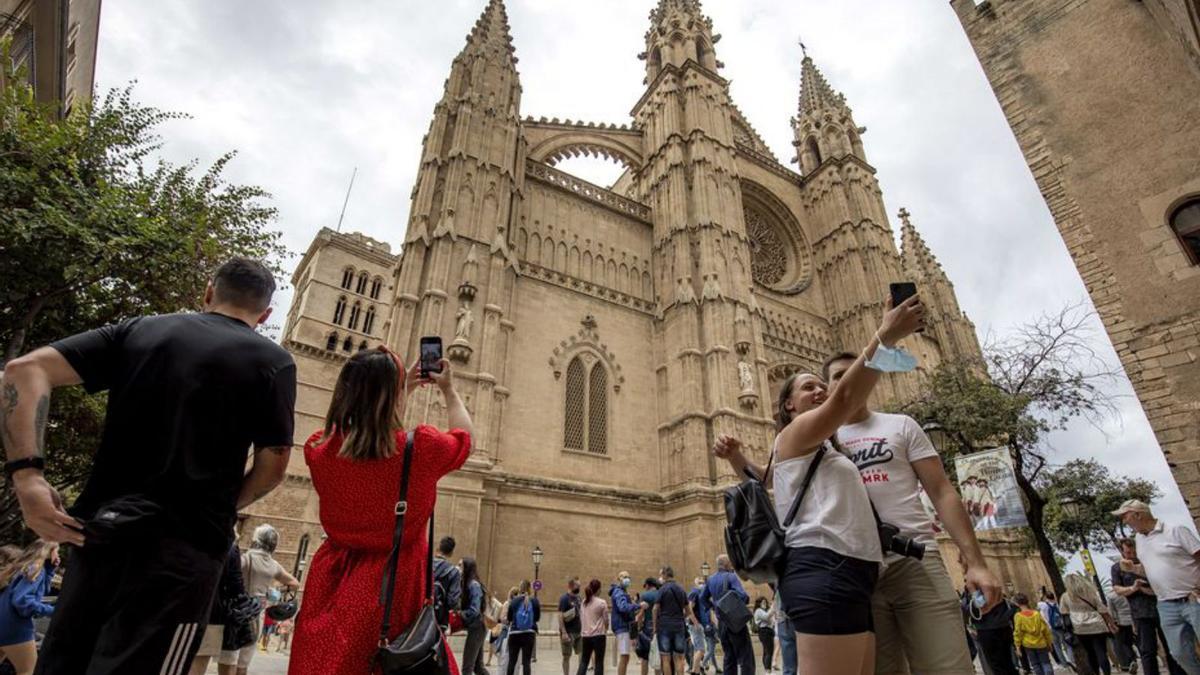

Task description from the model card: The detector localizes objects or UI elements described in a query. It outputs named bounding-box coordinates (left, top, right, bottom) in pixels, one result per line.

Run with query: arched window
left=356, top=272, right=369, bottom=295
left=342, top=336, right=353, bottom=352
left=806, top=137, right=822, bottom=166
left=333, top=296, right=347, bottom=325
left=363, top=306, right=376, bottom=334
left=358, top=340, right=369, bottom=351
left=348, top=302, right=362, bottom=331
left=341, top=268, right=354, bottom=289
left=562, top=356, right=609, bottom=455
left=370, top=277, right=383, bottom=299
left=326, top=332, right=338, bottom=351
left=1170, top=198, right=1200, bottom=265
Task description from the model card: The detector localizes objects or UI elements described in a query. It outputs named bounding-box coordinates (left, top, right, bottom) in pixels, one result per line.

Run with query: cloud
left=93, top=0, right=1189, bottom=527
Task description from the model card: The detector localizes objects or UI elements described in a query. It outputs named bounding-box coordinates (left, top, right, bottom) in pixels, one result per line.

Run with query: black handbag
left=221, top=594, right=261, bottom=651
left=374, top=432, right=452, bottom=675
left=723, top=446, right=825, bottom=584
left=715, top=589, right=753, bottom=633
left=267, top=589, right=298, bottom=621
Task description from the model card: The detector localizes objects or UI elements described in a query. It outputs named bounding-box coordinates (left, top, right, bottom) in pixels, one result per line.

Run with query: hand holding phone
left=419, top=337, right=443, bottom=379
left=889, top=282, right=925, bottom=334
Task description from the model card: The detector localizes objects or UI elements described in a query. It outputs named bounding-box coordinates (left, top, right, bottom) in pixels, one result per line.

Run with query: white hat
left=1111, top=499, right=1152, bottom=517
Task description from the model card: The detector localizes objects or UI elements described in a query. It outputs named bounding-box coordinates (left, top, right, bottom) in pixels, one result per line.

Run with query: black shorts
left=34, top=537, right=224, bottom=675
left=778, top=546, right=879, bottom=636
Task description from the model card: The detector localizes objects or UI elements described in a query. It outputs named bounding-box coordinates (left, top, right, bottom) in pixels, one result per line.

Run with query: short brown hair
left=1013, top=592, right=1029, bottom=606
left=213, top=257, right=276, bottom=312
left=821, top=351, right=857, bottom=382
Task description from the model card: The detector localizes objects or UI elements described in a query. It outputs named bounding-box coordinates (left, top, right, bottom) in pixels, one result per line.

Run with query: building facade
left=1, top=0, right=101, bottom=116
left=954, top=0, right=1200, bottom=519
left=250, top=0, right=1048, bottom=595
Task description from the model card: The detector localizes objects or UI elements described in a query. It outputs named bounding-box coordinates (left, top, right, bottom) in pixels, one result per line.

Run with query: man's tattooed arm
left=0, top=381, right=18, bottom=451
left=33, top=394, right=49, bottom=456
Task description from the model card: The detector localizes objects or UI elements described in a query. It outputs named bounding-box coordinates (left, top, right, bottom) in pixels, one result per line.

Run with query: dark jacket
left=609, top=584, right=639, bottom=634
left=434, top=556, right=462, bottom=611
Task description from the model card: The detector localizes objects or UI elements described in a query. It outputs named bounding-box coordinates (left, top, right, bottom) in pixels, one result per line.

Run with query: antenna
left=335, top=167, right=358, bottom=233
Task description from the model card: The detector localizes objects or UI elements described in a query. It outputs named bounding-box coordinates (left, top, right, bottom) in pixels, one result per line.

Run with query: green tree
left=0, top=43, right=286, bottom=544
left=1038, top=458, right=1161, bottom=552
left=898, top=302, right=1121, bottom=594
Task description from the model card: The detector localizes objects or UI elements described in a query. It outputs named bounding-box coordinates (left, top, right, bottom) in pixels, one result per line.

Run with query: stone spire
left=462, top=0, right=517, bottom=65
left=899, top=207, right=945, bottom=280
left=641, top=0, right=721, bottom=82
left=791, top=51, right=864, bottom=174
left=798, top=54, right=846, bottom=116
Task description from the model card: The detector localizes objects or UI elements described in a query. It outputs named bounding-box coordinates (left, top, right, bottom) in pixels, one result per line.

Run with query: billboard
left=955, top=447, right=1028, bottom=530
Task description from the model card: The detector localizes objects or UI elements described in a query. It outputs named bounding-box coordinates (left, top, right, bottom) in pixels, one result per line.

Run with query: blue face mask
left=865, top=343, right=918, bottom=373
left=621, top=578, right=631, bottom=589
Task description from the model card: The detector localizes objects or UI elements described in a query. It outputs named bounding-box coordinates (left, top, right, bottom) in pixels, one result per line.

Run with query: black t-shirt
left=1111, top=561, right=1158, bottom=619
left=559, top=592, right=582, bottom=634
left=52, top=312, right=296, bottom=556
left=656, top=581, right=689, bottom=633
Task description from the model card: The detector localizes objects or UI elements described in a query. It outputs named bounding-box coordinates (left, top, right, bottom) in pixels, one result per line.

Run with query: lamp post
left=532, top=545, right=544, bottom=597
left=1060, top=497, right=1107, bottom=602
left=701, top=561, right=711, bottom=582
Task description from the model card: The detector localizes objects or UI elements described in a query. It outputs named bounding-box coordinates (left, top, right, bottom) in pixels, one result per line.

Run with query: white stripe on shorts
left=160, top=622, right=198, bottom=675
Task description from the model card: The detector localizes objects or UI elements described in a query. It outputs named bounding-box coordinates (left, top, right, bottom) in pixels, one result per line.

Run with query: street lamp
left=532, top=546, right=543, bottom=597
left=701, top=561, right=711, bottom=581
left=1060, top=496, right=1107, bottom=602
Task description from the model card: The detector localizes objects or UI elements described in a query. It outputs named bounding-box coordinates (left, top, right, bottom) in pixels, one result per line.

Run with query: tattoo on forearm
left=0, top=382, right=18, bottom=449
left=33, top=395, right=48, bottom=457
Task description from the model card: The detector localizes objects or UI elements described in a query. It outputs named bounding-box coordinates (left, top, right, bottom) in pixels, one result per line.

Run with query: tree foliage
left=0, top=44, right=286, bottom=544
left=898, top=302, right=1122, bottom=594
left=1038, top=459, right=1161, bottom=552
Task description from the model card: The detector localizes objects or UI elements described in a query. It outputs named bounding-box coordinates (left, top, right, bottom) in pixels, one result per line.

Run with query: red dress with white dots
left=288, top=425, right=471, bottom=675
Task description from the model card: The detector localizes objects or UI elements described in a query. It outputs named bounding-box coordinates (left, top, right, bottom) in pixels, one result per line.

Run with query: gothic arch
left=527, top=132, right=644, bottom=171
left=548, top=319, right=625, bottom=393
left=741, top=180, right=815, bottom=294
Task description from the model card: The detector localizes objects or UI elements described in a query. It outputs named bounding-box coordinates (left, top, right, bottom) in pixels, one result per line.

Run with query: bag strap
left=782, top=446, right=826, bottom=527
left=378, top=431, right=417, bottom=646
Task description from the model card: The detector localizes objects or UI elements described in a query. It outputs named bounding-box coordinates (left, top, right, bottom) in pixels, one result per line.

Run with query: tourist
left=487, top=592, right=505, bottom=667
left=1012, top=593, right=1054, bottom=675
left=577, top=579, right=610, bottom=675
left=1107, top=589, right=1137, bottom=672
left=286, top=348, right=473, bottom=675
left=560, top=578, right=584, bottom=675
left=187, top=539, right=249, bottom=675
left=506, top=580, right=542, bottom=675
left=1061, top=573, right=1115, bottom=675
left=687, top=576, right=718, bottom=675
left=1036, top=590, right=1074, bottom=669
left=0, top=540, right=57, bottom=675
left=752, top=598, right=774, bottom=673
left=497, top=586, right=520, bottom=675
left=274, top=618, right=293, bottom=653
left=713, top=293, right=924, bottom=675
left=462, top=557, right=492, bottom=675
left=653, top=566, right=693, bottom=675
left=1114, top=499, right=1200, bottom=674
left=0, top=258, right=296, bottom=673
left=611, top=571, right=640, bottom=675
left=1111, top=535, right=1186, bottom=675
left=637, top=578, right=663, bottom=675
left=436, top=536, right=464, bottom=631
left=698, top=556, right=753, bottom=675
left=685, top=577, right=708, bottom=675
left=821, top=347, right=1003, bottom=675
left=970, top=594, right=1019, bottom=675
left=219, top=524, right=300, bottom=675
left=771, top=590, right=795, bottom=675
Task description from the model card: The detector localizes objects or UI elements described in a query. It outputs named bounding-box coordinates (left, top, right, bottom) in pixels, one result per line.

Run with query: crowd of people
left=0, top=257, right=1198, bottom=675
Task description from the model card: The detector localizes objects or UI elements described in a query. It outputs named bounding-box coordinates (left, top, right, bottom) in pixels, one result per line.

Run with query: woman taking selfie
left=288, top=347, right=473, bottom=675
left=714, top=295, right=923, bottom=675
left=0, top=540, right=57, bottom=675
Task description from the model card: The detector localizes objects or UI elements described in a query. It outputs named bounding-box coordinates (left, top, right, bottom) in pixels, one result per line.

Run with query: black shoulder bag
left=723, top=446, right=826, bottom=584
left=374, top=432, right=452, bottom=675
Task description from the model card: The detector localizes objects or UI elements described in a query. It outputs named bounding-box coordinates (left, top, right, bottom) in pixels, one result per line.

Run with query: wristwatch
left=3, top=457, right=46, bottom=478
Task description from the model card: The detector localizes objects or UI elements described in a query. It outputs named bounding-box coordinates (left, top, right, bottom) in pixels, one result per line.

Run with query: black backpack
left=723, top=446, right=825, bottom=584
left=431, top=559, right=458, bottom=627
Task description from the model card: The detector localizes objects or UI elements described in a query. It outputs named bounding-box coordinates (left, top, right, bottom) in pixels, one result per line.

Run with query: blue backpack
left=514, top=597, right=535, bottom=631
left=1046, top=603, right=1064, bottom=630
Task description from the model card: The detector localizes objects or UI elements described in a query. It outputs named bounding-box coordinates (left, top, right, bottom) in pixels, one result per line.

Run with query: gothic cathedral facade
left=256, top=0, right=1017, bottom=592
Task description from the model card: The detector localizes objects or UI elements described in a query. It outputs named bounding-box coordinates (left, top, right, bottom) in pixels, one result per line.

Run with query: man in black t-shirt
left=559, top=577, right=583, bottom=675
left=653, top=566, right=694, bottom=675
left=1111, top=538, right=1187, bottom=675
left=0, top=258, right=296, bottom=675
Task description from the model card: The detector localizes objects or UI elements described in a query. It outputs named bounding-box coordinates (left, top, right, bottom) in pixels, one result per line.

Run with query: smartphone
left=889, top=282, right=924, bottom=333
left=419, top=337, right=443, bottom=378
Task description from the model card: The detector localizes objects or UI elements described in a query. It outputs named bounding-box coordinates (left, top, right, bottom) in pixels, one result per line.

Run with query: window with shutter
left=564, top=358, right=586, bottom=451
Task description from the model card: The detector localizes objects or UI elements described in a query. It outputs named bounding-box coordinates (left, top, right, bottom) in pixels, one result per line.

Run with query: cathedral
left=252, top=0, right=1044, bottom=594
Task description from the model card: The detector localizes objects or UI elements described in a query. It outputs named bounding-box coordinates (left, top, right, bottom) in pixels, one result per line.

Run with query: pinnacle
left=464, top=0, right=517, bottom=61
left=898, top=208, right=945, bottom=278
left=649, top=0, right=708, bottom=28
left=798, top=54, right=846, bottom=116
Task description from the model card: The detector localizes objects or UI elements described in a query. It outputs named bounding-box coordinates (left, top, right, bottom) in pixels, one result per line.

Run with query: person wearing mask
left=1061, top=573, right=1115, bottom=675
left=611, top=572, right=640, bottom=675
left=752, top=598, right=775, bottom=673
left=698, top=556, right=753, bottom=675
left=435, top=536, right=463, bottom=631
left=714, top=295, right=924, bottom=675
left=1036, top=591, right=1074, bottom=670
left=1, top=259, right=296, bottom=673
left=1011, top=593, right=1054, bottom=675
left=969, top=594, right=1019, bottom=675
left=287, top=348, right=473, bottom=675
left=461, top=558, right=491, bottom=675
left=822, top=345, right=1003, bottom=675
left=507, top=580, right=542, bottom=675
left=1106, top=589, right=1137, bottom=672
left=560, top=578, right=584, bottom=675
left=637, top=579, right=663, bottom=675
left=686, top=577, right=714, bottom=675
left=0, top=541, right=57, bottom=675
left=577, top=579, right=610, bottom=675
left=219, top=524, right=300, bottom=675
left=1111, top=535, right=1186, bottom=675
left=653, top=567, right=694, bottom=675
left=1114, top=499, right=1200, bottom=675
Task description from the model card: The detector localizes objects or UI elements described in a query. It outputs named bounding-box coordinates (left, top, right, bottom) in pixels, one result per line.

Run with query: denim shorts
left=779, top=546, right=879, bottom=636
left=656, top=628, right=689, bottom=655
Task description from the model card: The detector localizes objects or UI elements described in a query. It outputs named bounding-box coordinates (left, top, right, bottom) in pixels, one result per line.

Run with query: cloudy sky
left=94, top=1, right=1190, bottom=529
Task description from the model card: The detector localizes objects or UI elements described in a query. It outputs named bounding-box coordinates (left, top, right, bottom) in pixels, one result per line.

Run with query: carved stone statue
left=738, top=360, right=755, bottom=393
left=455, top=303, right=474, bottom=341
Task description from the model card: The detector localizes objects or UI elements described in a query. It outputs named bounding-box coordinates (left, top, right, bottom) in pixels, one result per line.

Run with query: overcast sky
left=93, top=0, right=1191, bottom=530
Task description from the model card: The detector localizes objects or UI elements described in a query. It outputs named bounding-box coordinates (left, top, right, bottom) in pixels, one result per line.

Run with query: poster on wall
left=955, top=447, right=1028, bottom=531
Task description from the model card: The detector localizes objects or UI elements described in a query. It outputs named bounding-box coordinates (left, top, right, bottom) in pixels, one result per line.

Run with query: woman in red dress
left=288, top=348, right=473, bottom=675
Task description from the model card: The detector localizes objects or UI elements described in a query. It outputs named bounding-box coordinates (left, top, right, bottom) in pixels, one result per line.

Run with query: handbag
left=715, top=589, right=753, bottom=634
left=1077, top=595, right=1119, bottom=635
left=723, top=446, right=825, bottom=584
left=267, top=589, right=298, bottom=621
left=374, top=431, right=452, bottom=675
left=221, top=594, right=261, bottom=651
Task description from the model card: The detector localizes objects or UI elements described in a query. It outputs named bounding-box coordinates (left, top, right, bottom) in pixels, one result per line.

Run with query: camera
left=877, top=521, right=925, bottom=560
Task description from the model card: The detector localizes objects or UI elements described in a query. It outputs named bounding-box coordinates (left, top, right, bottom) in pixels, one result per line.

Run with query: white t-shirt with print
left=837, top=412, right=939, bottom=547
